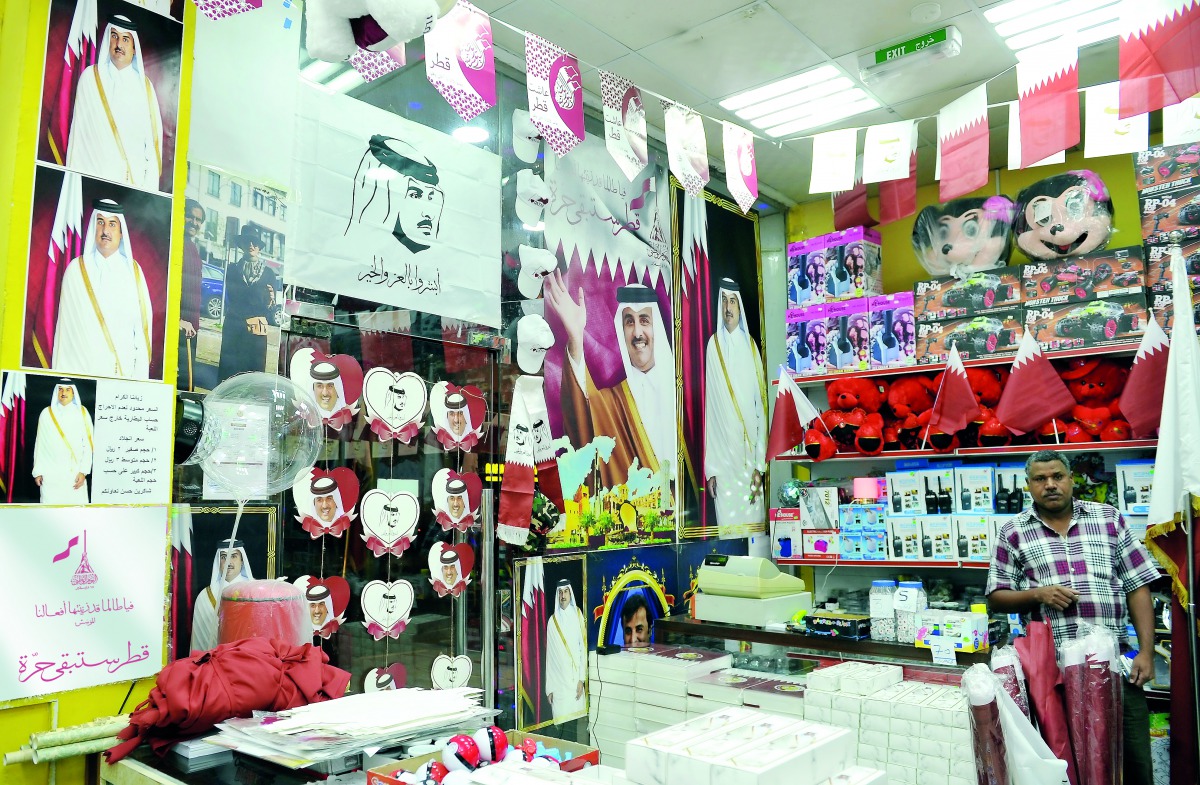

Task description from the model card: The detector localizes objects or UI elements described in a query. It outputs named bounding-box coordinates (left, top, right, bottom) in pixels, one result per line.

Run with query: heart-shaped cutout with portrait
left=294, top=575, right=351, bottom=639
left=362, top=368, right=427, bottom=443
left=289, top=347, right=365, bottom=431
left=364, top=662, right=408, bottom=692
left=359, top=489, right=419, bottom=557
left=292, top=467, right=360, bottom=538
left=431, top=468, right=483, bottom=532
left=428, top=382, right=487, bottom=452
left=430, top=653, right=473, bottom=689
left=428, top=542, right=474, bottom=598
left=360, top=579, right=414, bottom=641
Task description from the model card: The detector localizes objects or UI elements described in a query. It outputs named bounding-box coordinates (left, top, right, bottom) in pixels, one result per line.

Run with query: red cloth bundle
left=1015, top=621, right=1078, bottom=785
left=105, top=637, right=351, bottom=763
left=1060, top=624, right=1123, bottom=785
left=963, top=664, right=1008, bottom=785
left=990, top=644, right=1030, bottom=718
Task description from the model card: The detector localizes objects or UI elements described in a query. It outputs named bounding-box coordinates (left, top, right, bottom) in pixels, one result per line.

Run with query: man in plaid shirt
left=987, top=449, right=1159, bottom=782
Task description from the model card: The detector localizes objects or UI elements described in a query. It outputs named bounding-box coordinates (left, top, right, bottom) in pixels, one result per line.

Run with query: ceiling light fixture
left=857, top=25, right=962, bottom=86
left=985, top=0, right=1122, bottom=54
left=452, top=127, right=490, bottom=144
left=719, top=64, right=879, bottom=136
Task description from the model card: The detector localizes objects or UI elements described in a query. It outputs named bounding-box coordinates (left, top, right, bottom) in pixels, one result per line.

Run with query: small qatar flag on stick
left=425, top=0, right=497, bottom=121
left=525, top=33, right=585, bottom=157
left=664, top=100, right=709, bottom=196
left=1119, top=0, right=1200, bottom=118
left=938, top=84, right=990, bottom=200
left=995, top=331, right=1076, bottom=434
left=1120, top=312, right=1171, bottom=437
left=1017, top=39, right=1079, bottom=169
left=723, top=122, right=757, bottom=214
left=926, top=345, right=981, bottom=436
left=766, top=368, right=820, bottom=462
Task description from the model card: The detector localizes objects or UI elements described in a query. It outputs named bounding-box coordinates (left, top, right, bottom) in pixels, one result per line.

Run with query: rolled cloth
left=218, top=579, right=309, bottom=647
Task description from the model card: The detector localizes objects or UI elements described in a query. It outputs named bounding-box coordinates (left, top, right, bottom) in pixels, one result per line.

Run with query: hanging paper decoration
left=289, top=348, right=364, bottom=431
left=600, top=71, right=649, bottom=181
left=524, top=33, right=584, bottom=157
left=359, top=489, right=420, bottom=557
left=524, top=376, right=564, bottom=515
left=516, top=245, right=556, bottom=299
left=514, top=169, right=549, bottom=227
left=498, top=376, right=536, bottom=546
left=1119, top=0, right=1200, bottom=118
left=364, top=662, right=407, bottom=692
left=432, top=468, right=483, bottom=531
left=1162, top=92, right=1200, bottom=145
left=430, top=653, right=473, bottom=689
left=194, top=0, right=262, bottom=21
left=513, top=313, right=553, bottom=373
left=362, top=368, right=427, bottom=443
left=511, top=109, right=542, bottom=163
left=1016, top=39, right=1079, bottom=168
left=428, top=541, right=474, bottom=597
left=349, top=44, right=406, bottom=82
left=879, top=150, right=918, bottom=224
left=938, top=84, right=990, bottom=201
left=663, top=100, right=709, bottom=196
left=425, top=0, right=496, bottom=121
left=428, top=381, right=487, bottom=451
left=294, top=575, right=350, bottom=640
left=360, top=579, right=414, bottom=640
left=809, top=128, right=858, bottom=194
left=1084, top=83, right=1150, bottom=158
left=722, top=122, right=757, bottom=214
left=292, top=467, right=361, bottom=539
left=1007, top=102, right=1065, bottom=170
left=863, top=120, right=916, bottom=184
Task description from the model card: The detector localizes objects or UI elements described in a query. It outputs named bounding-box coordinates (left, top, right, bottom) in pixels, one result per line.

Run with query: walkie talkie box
left=954, top=466, right=996, bottom=514
left=884, top=471, right=925, bottom=516
left=921, top=515, right=956, bottom=560
left=1116, top=460, right=1155, bottom=516
left=993, top=465, right=1031, bottom=515
left=953, top=515, right=992, bottom=562
left=916, top=468, right=956, bottom=516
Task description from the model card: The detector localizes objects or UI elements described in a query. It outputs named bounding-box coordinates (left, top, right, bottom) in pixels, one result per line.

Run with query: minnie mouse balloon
left=1013, top=170, right=1114, bottom=260
left=911, top=196, right=1015, bottom=278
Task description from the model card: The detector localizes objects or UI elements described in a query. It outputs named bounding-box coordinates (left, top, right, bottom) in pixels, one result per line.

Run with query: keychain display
left=292, top=467, right=360, bottom=538
left=294, top=575, right=350, bottom=639
left=289, top=348, right=364, bottom=430
left=362, top=368, right=427, bottom=443
left=359, top=489, right=420, bottom=557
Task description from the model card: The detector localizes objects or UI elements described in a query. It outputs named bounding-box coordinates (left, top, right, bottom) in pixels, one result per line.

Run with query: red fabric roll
left=970, top=700, right=1008, bottom=785
left=218, top=579, right=308, bottom=647
left=1015, top=621, right=1078, bottom=785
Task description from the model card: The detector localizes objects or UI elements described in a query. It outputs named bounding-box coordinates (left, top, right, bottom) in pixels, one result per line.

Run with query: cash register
left=693, top=555, right=813, bottom=627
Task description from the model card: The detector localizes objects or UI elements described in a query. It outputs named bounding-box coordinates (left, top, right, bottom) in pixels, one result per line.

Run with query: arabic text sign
left=0, top=506, right=168, bottom=700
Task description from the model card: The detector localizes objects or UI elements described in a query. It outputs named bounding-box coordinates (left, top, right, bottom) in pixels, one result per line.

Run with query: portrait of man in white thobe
left=52, top=198, right=154, bottom=379
left=346, top=135, right=444, bottom=254
left=190, top=537, right=252, bottom=654
left=31, top=379, right=94, bottom=504
left=65, top=14, right=164, bottom=191
left=704, top=278, right=766, bottom=529
left=311, top=362, right=346, bottom=416
left=545, top=579, right=587, bottom=723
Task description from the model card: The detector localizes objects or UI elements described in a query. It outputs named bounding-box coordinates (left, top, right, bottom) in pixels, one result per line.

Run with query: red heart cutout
left=311, top=351, right=365, bottom=406
left=299, top=575, right=351, bottom=617
left=446, top=383, right=488, bottom=433
left=450, top=543, right=475, bottom=578
left=446, top=470, right=483, bottom=513
left=311, top=467, right=361, bottom=513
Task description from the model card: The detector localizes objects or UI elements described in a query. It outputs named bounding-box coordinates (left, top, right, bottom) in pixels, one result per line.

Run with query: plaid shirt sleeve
left=986, top=520, right=1026, bottom=595
left=1115, top=512, right=1161, bottom=595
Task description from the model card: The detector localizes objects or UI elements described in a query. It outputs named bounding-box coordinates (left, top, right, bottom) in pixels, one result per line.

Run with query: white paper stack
left=588, top=647, right=676, bottom=768
left=853, top=680, right=974, bottom=785
left=629, top=647, right=731, bottom=731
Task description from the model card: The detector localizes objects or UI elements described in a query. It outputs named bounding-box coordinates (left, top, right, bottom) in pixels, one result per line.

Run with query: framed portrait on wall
left=514, top=554, right=587, bottom=731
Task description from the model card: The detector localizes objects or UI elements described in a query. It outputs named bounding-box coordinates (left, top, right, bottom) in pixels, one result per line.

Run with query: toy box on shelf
left=913, top=265, right=1023, bottom=322
left=868, top=292, right=916, bottom=369
left=824, top=227, right=883, bottom=302
left=788, top=236, right=827, bottom=308
left=1023, top=292, right=1148, bottom=352
left=916, top=309, right=1024, bottom=364
left=1020, top=246, right=1145, bottom=307
left=786, top=304, right=828, bottom=377
left=825, top=298, right=870, bottom=372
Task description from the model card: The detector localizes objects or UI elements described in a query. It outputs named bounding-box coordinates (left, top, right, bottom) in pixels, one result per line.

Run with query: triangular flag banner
left=1119, top=0, right=1200, bottom=118
left=809, top=128, right=858, bottom=194
left=938, top=85, right=989, bottom=201
left=1007, top=102, right=1066, bottom=171
left=862, top=120, right=916, bottom=184
left=663, top=101, right=709, bottom=196
left=1162, top=92, right=1200, bottom=145
left=525, top=33, right=584, bottom=157
left=1017, top=39, right=1079, bottom=168
left=927, top=346, right=981, bottom=435
left=424, top=1, right=496, bottom=121
left=1083, top=82, right=1150, bottom=158
left=994, top=331, right=1075, bottom=434
left=723, top=122, right=757, bottom=214
left=350, top=45, right=406, bottom=82
left=879, top=150, right=918, bottom=224
left=600, top=70, right=648, bottom=181
left=1120, top=313, right=1170, bottom=437
left=833, top=178, right=878, bottom=230
left=194, top=0, right=262, bottom=21
left=766, top=369, right=819, bottom=462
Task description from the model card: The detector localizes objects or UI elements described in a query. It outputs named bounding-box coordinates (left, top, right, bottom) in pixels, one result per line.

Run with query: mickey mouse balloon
left=1013, top=170, right=1114, bottom=261
left=362, top=368, right=427, bottom=443
left=292, top=467, right=360, bottom=538
left=289, top=347, right=365, bottom=430
left=428, top=541, right=474, bottom=598
left=359, top=489, right=420, bottom=557
left=429, top=382, right=487, bottom=451
left=431, top=468, right=482, bottom=532
left=294, top=575, right=351, bottom=639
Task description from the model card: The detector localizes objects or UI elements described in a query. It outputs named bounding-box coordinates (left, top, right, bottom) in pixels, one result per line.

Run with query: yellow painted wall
left=786, top=151, right=1146, bottom=296
left=0, top=0, right=192, bottom=780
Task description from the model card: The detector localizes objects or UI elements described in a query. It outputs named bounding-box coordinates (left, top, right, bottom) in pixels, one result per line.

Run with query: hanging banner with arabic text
left=600, top=70, right=648, bottom=181
left=722, top=122, right=757, bottom=214
left=425, top=0, right=496, bottom=121
left=525, top=33, right=584, bottom=157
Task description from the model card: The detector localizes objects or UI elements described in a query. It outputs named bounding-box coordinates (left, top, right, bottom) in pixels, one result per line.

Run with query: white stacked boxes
left=850, top=680, right=974, bottom=785
left=589, top=646, right=677, bottom=767
left=630, top=647, right=731, bottom=730
left=803, top=663, right=903, bottom=764
left=740, top=678, right=806, bottom=718
left=684, top=670, right=770, bottom=720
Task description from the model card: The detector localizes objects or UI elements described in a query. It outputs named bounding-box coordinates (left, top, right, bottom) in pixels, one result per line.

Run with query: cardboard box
left=365, top=732, right=599, bottom=785
left=1024, top=292, right=1148, bottom=351
left=1138, top=177, right=1200, bottom=246
left=869, top=292, right=916, bottom=369
left=802, top=529, right=840, bottom=560
left=1148, top=287, right=1200, bottom=335
left=1116, top=460, right=1155, bottom=515
left=826, top=298, right=871, bottom=372
left=953, top=465, right=995, bottom=513
left=741, top=679, right=806, bottom=715
left=787, top=304, right=828, bottom=377
left=1020, top=246, right=1145, bottom=306
left=840, top=504, right=886, bottom=531
left=916, top=310, right=1023, bottom=364
left=1133, top=143, right=1200, bottom=192
left=825, top=227, right=884, bottom=301
left=887, top=519, right=922, bottom=560
left=806, top=611, right=871, bottom=639
left=993, top=465, right=1031, bottom=515
left=917, top=468, right=956, bottom=515
left=788, top=237, right=826, bottom=308
left=885, top=470, right=925, bottom=516
left=921, top=515, right=956, bottom=560
left=953, top=515, right=992, bottom=562
left=913, top=266, right=1023, bottom=322
left=1143, top=239, right=1200, bottom=293
left=861, top=525, right=889, bottom=561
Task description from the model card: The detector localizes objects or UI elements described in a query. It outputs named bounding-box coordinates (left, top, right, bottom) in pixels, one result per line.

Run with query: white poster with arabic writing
left=288, top=82, right=502, bottom=327
left=0, top=506, right=168, bottom=700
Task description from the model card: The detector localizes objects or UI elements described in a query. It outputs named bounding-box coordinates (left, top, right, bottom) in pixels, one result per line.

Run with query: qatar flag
left=1119, top=0, right=1200, bottom=118
left=832, top=177, right=878, bottom=231
left=1017, top=40, right=1079, bottom=168
left=46, top=0, right=98, bottom=164
left=879, top=150, right=918, bottom=224
left=766, top=368, right=820, bottom=462
left=926, top=346, right=981, bottom=435
left=519, top=556, right=546, bottom=727
left=938, top=85, right=990, bottom=200
left=995, top=332, right=1075, bottom=434
left=1120, top=313, right=1170, bottom=437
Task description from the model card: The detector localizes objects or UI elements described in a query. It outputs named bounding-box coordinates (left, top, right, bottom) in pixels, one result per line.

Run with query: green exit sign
left=875, top=27, right=948, bottom=65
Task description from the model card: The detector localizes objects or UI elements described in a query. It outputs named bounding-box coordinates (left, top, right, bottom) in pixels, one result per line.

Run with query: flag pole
left=920, top=361, right=952, bottom=450
left=1189, top=492, right=1200, bottom=759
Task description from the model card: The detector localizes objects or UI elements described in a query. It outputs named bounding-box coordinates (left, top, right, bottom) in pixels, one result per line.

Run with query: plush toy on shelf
left=957, top=366, right=1007, bottom=447
left=886, top=375, right=938, bottom=450
left=822, top=377, right=889, bottom=453
left=305, top=0, right=457, bottom=62
left=1057, top=357, right=1131, bottom=441
left=1012, top=170, right=1114, bottom=261
left=911, top=196, right=1016, bottom=279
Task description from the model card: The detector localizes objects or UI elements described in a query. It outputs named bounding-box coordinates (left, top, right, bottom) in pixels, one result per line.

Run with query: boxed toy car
left=787, top=237, right=825, bottom=308
left=1021, top=246, right=1145, bottom=306
left=1023, top=292, right=1148, bottom=351
left=1143, top=239, right=1200, bottom=293
left=1116, top=460, right=1155, bottom=516
left=1139, top=179, right=1200, bottom=248
left=868, top=292, right=916, bottom=369
left=785, top=304, right=827, bottom=377
left=915, top=310, right=1023, bottom=364
left=824, top=227, right=883, bottom=302
left=1133, top=143, right=1200, bottom=192
left=825, top=298, right=870, bottom=372
left=913, top=266, right=1023, bottom=322
left=1148, top=287, right=1200, bottom=335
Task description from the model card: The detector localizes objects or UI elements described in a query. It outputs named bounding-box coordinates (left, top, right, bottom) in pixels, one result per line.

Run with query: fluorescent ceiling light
left=452, top=127, right=490, bottom=144
left=325, top=68, right=365, bottom=95
left=734, top=77, right=853, bottom=122
left=721, top=64, right=879, bottom=135
left=764, top=95, right=880, bottom=138
left=986, top=0, right=1121, bottom=53
left=719, top=65, right=842, bottom=112
left=299, top=59, right=343, bottom=84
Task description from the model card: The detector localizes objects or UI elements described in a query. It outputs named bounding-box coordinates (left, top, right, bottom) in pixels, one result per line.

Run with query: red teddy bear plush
left=1058, top=358, right=1130, bottom=440
left=886, top=375, right=938, bottom=450
left=962, top=367, right=1007, bottom=447
left=823, top=377, right=889, bottom=454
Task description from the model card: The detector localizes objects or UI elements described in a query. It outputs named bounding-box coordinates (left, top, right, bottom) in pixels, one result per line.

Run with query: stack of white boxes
left=855, top=680, right=974, bottom=785
left=684, top=670, right=770, bottom=719
left=802, top=661, right=905, bottom=763
left=588, top=648, right=656, bottom=769
left=632, top=647, right=731, bottom=739
left=740, top=676, right=806, bottom=719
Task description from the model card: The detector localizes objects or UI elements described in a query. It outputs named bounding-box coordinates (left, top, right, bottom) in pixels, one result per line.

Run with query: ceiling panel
left=492, top=0, right=631, bottom=65
left=470, top=0, right=516, bottom=12
left=536, top=0, right=756, bottom=51
left=751, top=140, right=814, bottom=203
left=598, top=53, right=709, bottom=108
left=770, top=0, right=975, bottom=59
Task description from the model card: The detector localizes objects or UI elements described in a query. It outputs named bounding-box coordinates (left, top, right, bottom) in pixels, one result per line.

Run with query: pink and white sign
left=194, top=0, right=262, bottom=20
left=350, top=45, right=406, bottom=83
left=525, top=34, right=584, bottom=157
left=663, top=101, right=709, bottom=196
left=722, top=122, right=757, bottom=214
left=601, top=71, right=648, bottom=181
left=425, top=1, right=496, bottom=121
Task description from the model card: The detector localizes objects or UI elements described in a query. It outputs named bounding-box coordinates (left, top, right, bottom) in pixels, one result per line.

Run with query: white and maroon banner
left=663, top=100, right=709, bottom=196
left=1007, top=102, right=1065, bottom=170
left=425, top=1, right=496, bottom=122
left=1119, top=0, right=1200, bottom=118
left=722, top=122, right=757, bottom=214
left=600, top=70, right=648, bottom=181
left=1162, top=92, right=1200, bottom=145
left=1083, top=82, right=1150, bottom=158
left=350, top=45, right=406, bottom=82
left=1017, top=39, right=1079, bottom=168
left=194, top=0, right=261, bottom=20
left=809, top=128, right=857, bottom=194
left=525, top=33, right=584, bottom=157
left=862, top=119, right=915, bottom=184
left=937, top=84, right=989, bottom=201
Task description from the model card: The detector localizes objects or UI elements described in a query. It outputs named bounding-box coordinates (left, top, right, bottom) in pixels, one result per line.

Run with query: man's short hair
left=185, top=198, right=204, bottom=218
left=621, top=592, right=649, bottom=625
left=1025, top=449, right=1071, bottom=477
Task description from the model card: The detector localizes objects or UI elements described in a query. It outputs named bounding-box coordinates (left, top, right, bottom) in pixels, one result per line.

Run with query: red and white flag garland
left=525, top=33, right=585, bottom=157
left=600, top=70, right=649, bottom=181
left=425, top=0, right=496, bottom=121
left=994, top=332, right=1076, bottom=435
left=1016, top=39, right=1079, bottom=168
left=722, top=122, right=757, bottom=214
left=937, top=84, right=989, bottom=201
left=663, top=100, right=709, bottom=196
left=1119, top=0, right=1200, bottom=118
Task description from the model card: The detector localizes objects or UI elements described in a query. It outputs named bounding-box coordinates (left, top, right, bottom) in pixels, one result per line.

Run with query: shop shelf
left=775, top=557, right=990, bottom=569
left=776, top=438, right=1156, bottom=463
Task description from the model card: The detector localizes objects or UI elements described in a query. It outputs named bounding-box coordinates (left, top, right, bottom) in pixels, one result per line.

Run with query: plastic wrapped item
left=911, top=196, right=1015, bottom=278
left=1014, top=621, right=1077, bottom=785
left=218, top=579, right=309, bottom=647
left=963, top=663, right=1009, bottom=785
left=869, top=580, right=897, bottom=643
left=1060, top=624, right=1123, bottom=785
left=990, top=644, right=1030, bottom=718
left=894, top=580, right=927, bottom=644
left=1013, top=170, right=1114, bottom=261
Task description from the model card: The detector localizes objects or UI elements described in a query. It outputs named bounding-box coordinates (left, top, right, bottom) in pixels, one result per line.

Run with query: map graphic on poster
left=289, top=82, right=502, bottom=327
